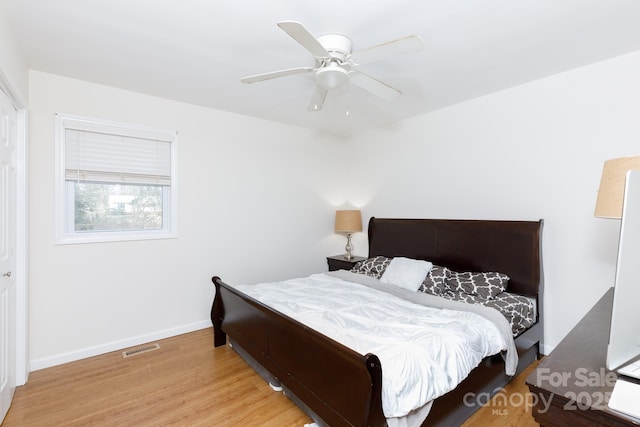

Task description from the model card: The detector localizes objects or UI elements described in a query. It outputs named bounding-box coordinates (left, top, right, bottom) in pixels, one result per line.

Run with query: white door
left=0, top=88, right=17, bottom=422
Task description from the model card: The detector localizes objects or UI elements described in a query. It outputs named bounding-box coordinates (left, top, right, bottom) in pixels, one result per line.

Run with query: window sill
left=55, top=230, right=178, bottom=245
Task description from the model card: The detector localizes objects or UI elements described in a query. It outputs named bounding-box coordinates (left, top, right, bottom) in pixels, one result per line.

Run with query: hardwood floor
left=3, top=328, right=539, bottom=426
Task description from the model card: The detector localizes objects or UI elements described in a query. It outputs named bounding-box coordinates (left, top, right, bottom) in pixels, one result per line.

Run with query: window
left=55, top=114, right=177, bottom=244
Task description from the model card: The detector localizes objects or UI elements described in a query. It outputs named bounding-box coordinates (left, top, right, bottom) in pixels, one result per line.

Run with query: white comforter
left=235, top=273, right=509, bottom=419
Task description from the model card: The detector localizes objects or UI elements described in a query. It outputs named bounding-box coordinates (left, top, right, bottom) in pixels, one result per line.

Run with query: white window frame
left=55, top=114, right=178, bottom=244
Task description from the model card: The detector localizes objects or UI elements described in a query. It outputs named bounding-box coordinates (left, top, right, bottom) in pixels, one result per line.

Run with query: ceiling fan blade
left=241, top=67, right=314, bottom=84
left=308, top=86, right=328, bottom=111
left=350, top=34, right=423, bottom=65
left=350, top=72, right=401, bottom=101
left=278, top=21, right=330, bottom=59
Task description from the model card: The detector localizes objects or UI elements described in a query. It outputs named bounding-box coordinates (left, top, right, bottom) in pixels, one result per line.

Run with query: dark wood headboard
left=367, top=217, right=544, bottom=298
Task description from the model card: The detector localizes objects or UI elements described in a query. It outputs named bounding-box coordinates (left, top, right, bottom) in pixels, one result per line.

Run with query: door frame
left=0, top=68, right=29, bottom=386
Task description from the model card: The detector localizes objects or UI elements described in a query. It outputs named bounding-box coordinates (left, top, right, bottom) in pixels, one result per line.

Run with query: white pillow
left=380, top=257, right=433, bottom=292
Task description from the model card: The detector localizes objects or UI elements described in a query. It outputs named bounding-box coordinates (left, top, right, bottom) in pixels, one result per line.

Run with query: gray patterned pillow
left=350, top=256, right=392, bottom=279
left=446, top=271, right=509, bottom=300
left=483, top=293, right=535, bottom=336
left=418, top=265, right=451, bottom=296
left=436, top=290, right=535, bottom=336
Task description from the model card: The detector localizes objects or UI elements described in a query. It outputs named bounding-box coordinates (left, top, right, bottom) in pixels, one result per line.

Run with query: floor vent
left=122, top=343, right=160, bottom=358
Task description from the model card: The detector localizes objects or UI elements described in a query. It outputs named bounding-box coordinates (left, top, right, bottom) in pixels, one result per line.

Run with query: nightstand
left=326, top=255, right=367, bottom=271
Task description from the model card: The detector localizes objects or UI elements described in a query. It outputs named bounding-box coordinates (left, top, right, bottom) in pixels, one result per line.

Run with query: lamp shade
left=595, top=156, right=640, bottom=219
left=335, top=210, right=362, bottom=233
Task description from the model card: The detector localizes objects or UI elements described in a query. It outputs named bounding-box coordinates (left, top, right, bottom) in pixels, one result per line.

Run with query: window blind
left=65, top=128, right=172, bottom=186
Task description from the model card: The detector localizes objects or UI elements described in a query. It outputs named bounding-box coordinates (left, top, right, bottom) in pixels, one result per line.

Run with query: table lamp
left=334, top=210, right=362, bottom=260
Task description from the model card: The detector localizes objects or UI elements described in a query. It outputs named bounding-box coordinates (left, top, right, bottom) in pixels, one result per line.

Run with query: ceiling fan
left=241, top=21, right=424, bottom=111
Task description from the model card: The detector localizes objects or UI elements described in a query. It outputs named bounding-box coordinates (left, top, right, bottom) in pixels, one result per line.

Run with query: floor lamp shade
left=595, top=156, right=640, bottom=219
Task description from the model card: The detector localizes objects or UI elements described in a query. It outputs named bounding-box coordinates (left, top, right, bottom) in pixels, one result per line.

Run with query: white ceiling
left=4, top=0, right=640, bottom=136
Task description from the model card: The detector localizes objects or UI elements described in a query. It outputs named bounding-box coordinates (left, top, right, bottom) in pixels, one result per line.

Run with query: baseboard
left=30, top=320, right=212, bottom=371
left=540, top=342, right=553, bottom=356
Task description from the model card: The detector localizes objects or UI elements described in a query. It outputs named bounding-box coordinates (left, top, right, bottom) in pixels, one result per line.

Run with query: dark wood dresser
left=526, top=288, right=640, bottom=426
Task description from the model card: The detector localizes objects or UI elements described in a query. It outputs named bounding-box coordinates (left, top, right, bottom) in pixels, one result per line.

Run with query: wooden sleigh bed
left=211, top=217, right=543, bottom=426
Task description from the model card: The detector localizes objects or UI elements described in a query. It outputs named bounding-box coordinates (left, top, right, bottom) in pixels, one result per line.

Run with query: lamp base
left=344, top=233, right=354, bottom=260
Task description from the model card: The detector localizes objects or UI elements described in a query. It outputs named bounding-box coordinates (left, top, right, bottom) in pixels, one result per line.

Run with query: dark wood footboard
left=211, top=275, right=386, bottom=427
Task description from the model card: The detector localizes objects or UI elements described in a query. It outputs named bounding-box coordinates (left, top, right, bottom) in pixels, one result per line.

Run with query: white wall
left=0, top=4, right=28, bottom=105
left=28, top=48, right=640, bottom=367
left=349, top=50, right=640, bottom=353
left=28, top=71, right=352, bottom=368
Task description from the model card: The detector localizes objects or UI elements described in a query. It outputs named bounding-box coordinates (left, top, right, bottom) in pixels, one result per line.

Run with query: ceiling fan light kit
left=316, top=63, right=349, bottom=89
left=241, top=21, right=423, bottom=111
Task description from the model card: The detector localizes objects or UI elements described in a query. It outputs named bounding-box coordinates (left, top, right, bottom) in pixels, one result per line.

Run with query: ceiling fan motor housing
left=316, top=34, right=352, bottom=89
left=317, top=34, right=353, bottom=61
